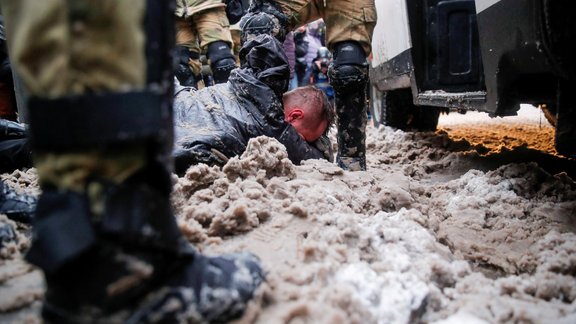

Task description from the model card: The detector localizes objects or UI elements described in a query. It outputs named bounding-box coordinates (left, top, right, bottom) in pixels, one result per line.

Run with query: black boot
left=29, top=176, right=264, bottom=323
left=25, top=92, right=265, bottom=323
left=328, top=41, right=369, bottom=171
left=18, top=0, right=265, bottom=319
left=207, top=41, right=237, bottom=84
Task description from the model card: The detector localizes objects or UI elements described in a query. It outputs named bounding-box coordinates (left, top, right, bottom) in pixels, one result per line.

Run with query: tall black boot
left=328, top=41, right=369, bottom=171
left=21, top=0, right=265, bottom=320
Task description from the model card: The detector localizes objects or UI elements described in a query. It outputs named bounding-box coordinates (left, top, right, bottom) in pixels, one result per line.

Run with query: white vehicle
left=369, top=0, right=576, bottom=157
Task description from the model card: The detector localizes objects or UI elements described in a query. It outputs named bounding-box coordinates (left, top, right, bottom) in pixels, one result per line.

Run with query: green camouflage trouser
left=274, top=0, right=376, bottom=56
left=0, top=0, right=149, bottom=192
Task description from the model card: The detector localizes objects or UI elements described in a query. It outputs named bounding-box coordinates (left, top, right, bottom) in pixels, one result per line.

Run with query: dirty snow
left=1, top=105, right=575, bottom=323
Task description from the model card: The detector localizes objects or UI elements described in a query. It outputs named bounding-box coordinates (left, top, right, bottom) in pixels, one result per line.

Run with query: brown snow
left=1, top=105, right=575, bottom=323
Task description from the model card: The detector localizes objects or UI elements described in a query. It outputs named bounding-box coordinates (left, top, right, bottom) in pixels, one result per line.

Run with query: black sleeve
left=0, top=138, right=33, bottom=173
left=277, top=125, right=325, bottom=164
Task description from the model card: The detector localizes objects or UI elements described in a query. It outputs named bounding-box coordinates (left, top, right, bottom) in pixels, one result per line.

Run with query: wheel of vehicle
left=371, top=88, right=441, bottom=131
left=554, top=79, right=576, bottom=157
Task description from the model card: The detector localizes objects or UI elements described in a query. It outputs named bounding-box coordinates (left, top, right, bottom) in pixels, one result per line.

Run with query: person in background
left=241, top=0, right=377, bottom=171
left=173, top=35, right=334, bottom=175
left=294, top=25, right=309, bottom=86
left=283, top=31, right=299, bottom=90
left=0, top=0, right=264, bottom=322
left=309, top=46, right=334, bottom=105
left=301, top=20, right=324, bottom=85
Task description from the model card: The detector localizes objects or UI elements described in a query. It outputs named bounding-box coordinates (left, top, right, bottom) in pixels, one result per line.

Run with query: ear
left=287, top=108, right=304, bottom=121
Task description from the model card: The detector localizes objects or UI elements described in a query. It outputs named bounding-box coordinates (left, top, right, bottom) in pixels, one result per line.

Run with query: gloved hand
left=311, top=134, right=334, bottom=162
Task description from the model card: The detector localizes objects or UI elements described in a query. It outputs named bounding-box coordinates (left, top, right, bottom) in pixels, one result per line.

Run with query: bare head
left=283, top=86, right=335, bottom=142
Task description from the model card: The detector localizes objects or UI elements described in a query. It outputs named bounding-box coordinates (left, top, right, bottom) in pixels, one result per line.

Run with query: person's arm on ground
left=277, top=123, right=325, bottom=164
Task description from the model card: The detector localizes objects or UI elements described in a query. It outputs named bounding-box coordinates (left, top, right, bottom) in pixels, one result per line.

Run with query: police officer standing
left=241, top=0, right=377, bottom=171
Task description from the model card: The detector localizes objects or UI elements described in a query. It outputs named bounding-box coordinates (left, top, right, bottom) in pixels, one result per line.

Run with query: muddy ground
left=1, top=105, right=575, bottom=323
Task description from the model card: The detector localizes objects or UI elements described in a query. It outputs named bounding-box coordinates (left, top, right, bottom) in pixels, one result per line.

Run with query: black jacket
left=173, top=35, right=324, bottom=175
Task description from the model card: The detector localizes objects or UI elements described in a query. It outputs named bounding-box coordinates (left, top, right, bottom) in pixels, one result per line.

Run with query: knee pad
left=328, top=41, right=369, bottom=93
left=207, top=41, right=236, bottom=84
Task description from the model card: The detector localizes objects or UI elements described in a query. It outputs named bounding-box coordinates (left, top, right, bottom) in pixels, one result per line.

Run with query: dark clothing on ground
left=0, top=119, right=32, bottom=173
left=173, top=35, right=324, bottom=175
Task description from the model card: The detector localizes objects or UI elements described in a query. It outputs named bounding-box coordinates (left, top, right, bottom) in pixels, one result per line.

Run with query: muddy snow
left=1, top=105, right=575, bottom=323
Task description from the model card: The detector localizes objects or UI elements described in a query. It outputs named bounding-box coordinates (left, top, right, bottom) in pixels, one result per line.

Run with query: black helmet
left=316, top=47, right=331, bottom=60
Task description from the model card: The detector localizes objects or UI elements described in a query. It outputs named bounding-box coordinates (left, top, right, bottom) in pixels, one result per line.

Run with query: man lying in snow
left=173, top=34, right=334, bottom=175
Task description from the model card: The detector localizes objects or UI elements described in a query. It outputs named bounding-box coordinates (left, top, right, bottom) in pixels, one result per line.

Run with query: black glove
left=225, top=0, right=246, bottom=25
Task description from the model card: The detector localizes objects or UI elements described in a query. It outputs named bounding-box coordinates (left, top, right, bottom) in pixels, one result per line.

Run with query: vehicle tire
left=554, top=79, right=576, bottom=157
left=371, top=88, right=440, bottom=131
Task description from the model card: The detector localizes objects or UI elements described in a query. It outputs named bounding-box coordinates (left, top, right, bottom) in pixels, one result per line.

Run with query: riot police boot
left=207, top=41, right=237, bottom=84
left=328, top=41, right=370, bottom=171
left=25, top=92, right=265, bottom=323
left=175, top=45, right=203, bottom=88
left=240, top=0, right=288, bottom=44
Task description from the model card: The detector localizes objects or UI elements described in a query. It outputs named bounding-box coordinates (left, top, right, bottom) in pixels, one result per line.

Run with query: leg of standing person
left=324, top=0, right=376, bottom=171
left=0, top=0, right=264, bottom=322
left=195, top=5, right=237, bottom=83
left=175, top=15, right=205, bottom=88
left=178, top=0, right=237, bottom=85
left=240, top=0, right=376, bottom=171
